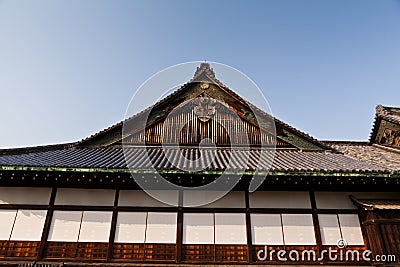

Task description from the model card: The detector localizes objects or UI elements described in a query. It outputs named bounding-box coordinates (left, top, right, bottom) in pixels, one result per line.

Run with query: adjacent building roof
left=351, top=198, right=400, bottom=210
left=369, top=104, right=400, bottom=147
left=325, top=141, right=400, bottom=171
left=324, top=104, right=400, bottom=172
left=375, top=105, right=400, bottom=125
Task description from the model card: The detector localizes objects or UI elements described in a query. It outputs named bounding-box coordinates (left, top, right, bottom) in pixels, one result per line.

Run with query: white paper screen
left=189, top=191, right=245, bottom=208
left=314, top=192, right=356, bottom=209
left=318, top=214, right=342, bottom=245
left=78, top=211, right=112, bottom=242
left=115, top=212, right=147, bottom=243
left=338, top=214, right=364, bottom=245
left=0, top=210, right=17, bottom=240
left=251, top=214, right=283, bottom=245
left=0, top=187, right=51, bottom=205
left=55, top=189, right=115, bottom=206
left=215, top=213, right=246, bottom=244
left=282, top=214, right=316, bottom=245
left=119, top=190, right=178, bottom=207
left=183, top=213, right=214, bottom=244
left=249, top=191, right=311, bottom=209
left=145, top=212, right=177, bottom=243
left=10, top=210, right=47, bottom=241
left=47, top=211, right=82, bottom=242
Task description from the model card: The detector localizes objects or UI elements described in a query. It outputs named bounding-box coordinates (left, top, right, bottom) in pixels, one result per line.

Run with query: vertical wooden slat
left=126, top=108, right=273, bottom=146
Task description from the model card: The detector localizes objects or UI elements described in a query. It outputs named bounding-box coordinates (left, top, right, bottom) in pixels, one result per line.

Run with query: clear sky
left=1, top=0, right=400, bottom=148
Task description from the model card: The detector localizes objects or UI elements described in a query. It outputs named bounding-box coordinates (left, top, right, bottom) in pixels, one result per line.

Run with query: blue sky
left=1, top=0, right=400, bottom=148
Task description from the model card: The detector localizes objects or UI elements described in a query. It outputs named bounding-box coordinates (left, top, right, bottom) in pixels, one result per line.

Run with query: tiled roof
left=351, top=198, right=400, bottom=210
left=0, top=146, right=389, bottom=173
left=326, top=141, right=400, bottom=171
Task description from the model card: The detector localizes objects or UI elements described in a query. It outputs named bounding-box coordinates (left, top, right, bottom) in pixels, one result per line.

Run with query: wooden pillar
left=309, top=191, right=323, bottom=256
left=366, top=210, right=387, bottom=255
left=176, top=209, right=183, bottom=263
left=107, top=189, right=119, bottom=261
left=176, top=189, right=183, bottom=262
left=245, top=190, right=253, bottom=263
left=37, top=187, right=57, bottom=260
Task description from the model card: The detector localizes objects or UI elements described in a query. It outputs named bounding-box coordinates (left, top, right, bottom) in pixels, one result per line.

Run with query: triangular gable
left=79, top=64, right=330, bottom=151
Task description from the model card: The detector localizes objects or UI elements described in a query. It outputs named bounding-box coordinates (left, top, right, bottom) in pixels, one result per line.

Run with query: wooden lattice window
left=181, top=213, right=248, bottom=263
left=44, top=210, right=112, bottom=260
left=0, top=209, right=46, bottom=259
left=112, top=212, right=177, bottom=261
left=319, top=214, right=364, bottom=246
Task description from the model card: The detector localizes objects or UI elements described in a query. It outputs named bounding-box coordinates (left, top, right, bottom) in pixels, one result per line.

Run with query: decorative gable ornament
left=193, top=97, right=217, bottom=122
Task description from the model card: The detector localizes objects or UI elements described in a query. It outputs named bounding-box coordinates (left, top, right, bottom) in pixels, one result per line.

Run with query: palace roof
left=0, top=64, right=399, bottom=179
left=0, top=146, right=389, bottom=174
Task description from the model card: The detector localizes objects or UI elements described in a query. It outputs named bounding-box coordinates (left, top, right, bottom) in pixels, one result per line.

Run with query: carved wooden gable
left=124, top=83, right=281, bottom=147
left=79, top=64, right=329, bottom=151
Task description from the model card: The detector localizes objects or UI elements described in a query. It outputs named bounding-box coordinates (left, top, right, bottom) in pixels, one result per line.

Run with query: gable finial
left=191, top=62, right=216, bottom=83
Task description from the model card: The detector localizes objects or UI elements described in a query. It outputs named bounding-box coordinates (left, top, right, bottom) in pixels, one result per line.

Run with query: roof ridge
left=322, top=140, right=369, bottom=145
left=372, top=144, right=400, bottom=155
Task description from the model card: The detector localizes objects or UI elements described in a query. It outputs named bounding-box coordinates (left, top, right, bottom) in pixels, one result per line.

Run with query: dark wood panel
left=380, top=223, right=400, bottom=256
left=0, top=241, right=40, bottom=258
left=182, top=244, right=214, bottom=262
left=361, top=210, right=400, bottom=262
left=43, top=242, right=108, bottom=260
left=44, top=241, right=78, bottom=258
left=215, top=244, right=247, bottom=262
left=0, top=241, right=8, bottom=258
left=144, top=244, right=176, bottom=261
left=112, top=243, right=176, bottom=262
left=112, top=243, right=145, bottom=260
left=76, top=242, right=108, bottom=259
